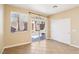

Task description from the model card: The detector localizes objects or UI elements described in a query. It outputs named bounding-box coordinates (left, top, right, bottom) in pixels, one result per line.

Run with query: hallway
left=3, top=40, right=79, bottom=54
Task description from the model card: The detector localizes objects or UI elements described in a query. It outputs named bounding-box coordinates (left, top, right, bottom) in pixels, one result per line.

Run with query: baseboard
left=50, top=39, right=79, bottom=48
left=0, top=48, right=5, bottom=54
left=70, top=44, right=79, bottom=48
left=4, top=42, right=31, bottom=49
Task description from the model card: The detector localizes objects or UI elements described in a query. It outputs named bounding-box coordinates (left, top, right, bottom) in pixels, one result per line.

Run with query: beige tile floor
left=3, top=40, right=79, bottom=54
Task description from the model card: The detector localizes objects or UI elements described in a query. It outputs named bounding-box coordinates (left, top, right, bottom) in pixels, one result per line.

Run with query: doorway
left=31, top=16, right=46, bottom=42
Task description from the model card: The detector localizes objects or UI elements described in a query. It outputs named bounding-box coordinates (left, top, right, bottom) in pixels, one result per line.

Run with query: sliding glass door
left=31, top=14, right=46, bottom=42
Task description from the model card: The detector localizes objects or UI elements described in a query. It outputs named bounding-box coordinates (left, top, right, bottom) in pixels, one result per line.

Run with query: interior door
left=51, top=18, right=71, bottom=44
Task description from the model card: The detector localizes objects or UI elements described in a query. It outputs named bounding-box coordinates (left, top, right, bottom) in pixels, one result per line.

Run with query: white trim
left=4, top=42, right=31, bottom=49
left=70, top=44, right=79, bottom=48
left=0, top=48, right=5, bottom=54
left=0, top=42, right=31, bottom=54
left=50, top=39, right=79, bottom=48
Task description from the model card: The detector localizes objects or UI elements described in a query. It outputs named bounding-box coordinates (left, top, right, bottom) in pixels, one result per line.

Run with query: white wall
left=0, top=5, right=4, bottom=53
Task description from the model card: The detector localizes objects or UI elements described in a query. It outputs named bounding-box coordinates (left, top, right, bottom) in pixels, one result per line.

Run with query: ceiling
left=10, top=4, right=79, bottom=16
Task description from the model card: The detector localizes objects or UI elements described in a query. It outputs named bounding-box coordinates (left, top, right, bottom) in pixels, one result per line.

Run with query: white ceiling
left=10, top=4, right=79, bottom=16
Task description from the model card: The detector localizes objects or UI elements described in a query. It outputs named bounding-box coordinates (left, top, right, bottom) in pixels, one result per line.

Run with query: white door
left=51, top=18, right=71, bottom=44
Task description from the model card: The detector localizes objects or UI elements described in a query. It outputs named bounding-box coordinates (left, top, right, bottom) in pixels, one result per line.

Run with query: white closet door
left=51, top=18, right=71, bottom=44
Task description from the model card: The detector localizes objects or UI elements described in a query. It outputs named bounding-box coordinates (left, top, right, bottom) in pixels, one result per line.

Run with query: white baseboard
left=0, top=48, right=5, bottom=54
left=4, top=42, right=31, bottom=49
left=1, top=48, right=5, bottom=54
left=50, top=39, right=79, bottom=48
left=0, top=42, right=31, bottom=54
left=70, top=44, right=79, bottom=48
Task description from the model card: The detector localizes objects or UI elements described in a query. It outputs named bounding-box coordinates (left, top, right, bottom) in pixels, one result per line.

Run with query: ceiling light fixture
left=52, top=5, right=58, bottom=8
